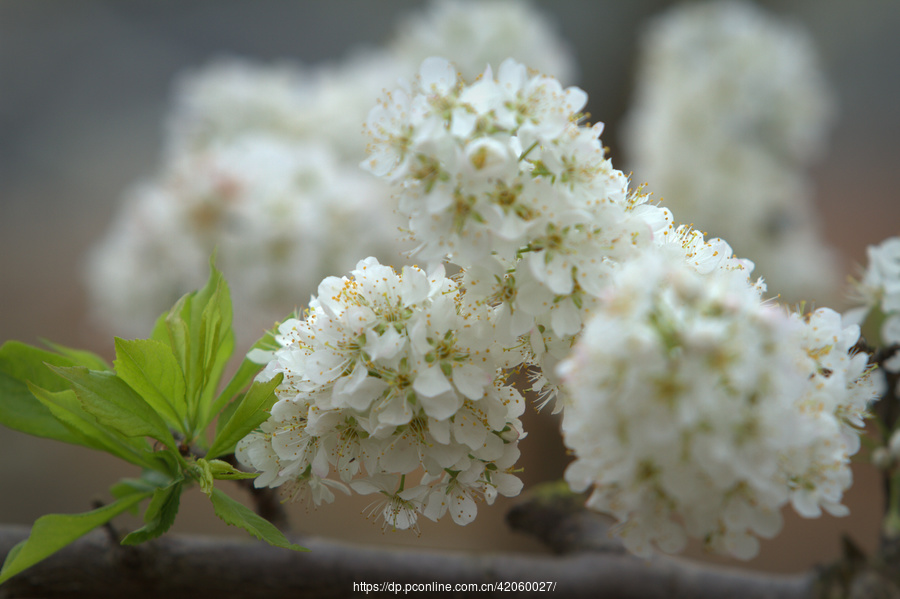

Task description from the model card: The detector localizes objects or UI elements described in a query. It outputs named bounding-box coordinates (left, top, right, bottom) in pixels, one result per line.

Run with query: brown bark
left=0, top=522, right=814, bottom=599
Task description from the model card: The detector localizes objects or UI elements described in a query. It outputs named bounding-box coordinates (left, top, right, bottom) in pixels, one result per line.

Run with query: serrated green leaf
left=39, top=340, right=112, bottom=371
left=208, top=328, right=278, bottom=428
left=208, top=488, right=306, bottom=551
left=121, top=479, right=183, bottom=545
left=0, top=491, right=151, bottom=584
left=193, top=263, right=234, bottom=428
left=0, top=342, right=89, bottom=444
left=206, top=373, right=282, bottom=459
left=27, top=383, right=163, bottom=470
left=197, top=328, right=234, bottom=430
left=114, top=338, right=188, bottom=433
left=110, top=470, right=173, bottom=501
left=149, top=260, right=235, bottom=437
left=0, top=370, right=81, bottom=445
left=48, top=366, right=177, bottom=450
left=214, top=395, right=241, bottom=439
left=153, top=292, right=191, bottom=365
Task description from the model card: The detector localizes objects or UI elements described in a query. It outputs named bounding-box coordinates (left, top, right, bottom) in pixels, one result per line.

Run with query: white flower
left=363, top=56, right=657, bottom=272
left=850, top=236, right=900, bottom=356
left=622, top=0, right=838, bottom=302
left=388, top=0, right=577, bottom=84
left=237, top=258, right=525, bottom=527
left=86, top=133, right=405, bottom=341
left=557, top=247, right=880, bottom=560
left=352, top=474, right=430, bottom=532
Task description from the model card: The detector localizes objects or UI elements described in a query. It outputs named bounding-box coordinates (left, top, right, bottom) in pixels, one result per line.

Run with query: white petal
left=452, top=363, right=491, bottom=400
left=451, top=491, right=477, bottom=525
left=413, top=364, right=453, bottom=397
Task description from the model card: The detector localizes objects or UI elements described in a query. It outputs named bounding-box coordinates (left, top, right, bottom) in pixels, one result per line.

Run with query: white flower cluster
left=558, top=249, right=881, bottom=559
left=87, top=135, right=400, bottom=340
left=86, top=0, right=575, bottom=341
left=362, top=56, right=673, bottom=402
left=848, top=236, right=900, bottom=373
left=622, top=0, right=838, bottom=303
left=237, top=258, right=525, bottom=529
left=389, top=0, right=576, bottom=84
left=360, top=55, right=881, bottom=555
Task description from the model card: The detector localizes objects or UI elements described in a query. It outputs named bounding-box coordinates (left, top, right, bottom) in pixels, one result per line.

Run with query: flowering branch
left=0, top=519, right=816, bottom=599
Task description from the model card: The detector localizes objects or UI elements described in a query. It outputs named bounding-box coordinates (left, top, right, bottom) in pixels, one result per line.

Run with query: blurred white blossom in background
left=622, top=0, right=838, bottom=304
left=848, top=236, right=900, bottom=380
left=85, top=0, right=577, bottom=342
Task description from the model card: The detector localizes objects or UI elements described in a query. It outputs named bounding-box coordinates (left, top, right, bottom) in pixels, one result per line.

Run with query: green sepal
left=114, top=337, right=188, bottom=434
left=121, top=478, right=184, bottom=545
left=204, top=458, right=258, bottom=483
left=193, top=458, right=255, bottom=498
left=206, top=373, right=282, bottom=459
left=208, top=488, right=307, bottom=552
left=47, top=366, right=178, bottom=451
left=0, top=491, right=152, bottom=585
left=27, top=383, right=161, bottom=470
left=196, top=458, right=215, bottom=497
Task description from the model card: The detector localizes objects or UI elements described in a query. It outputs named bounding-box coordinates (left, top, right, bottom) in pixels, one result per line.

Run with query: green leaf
left=110, top=470, right=173, bottom=501
left=152, top=293, right=191, bottom=371
left=208, top=488, right=306, bottom=551
left=27, top=383, right=162, bottom=470
left=0, top=370, right=82, bottom=446
left=207, top=327, right=278, bottom=427
left=0, top=491, right=151, bottom=585
left=0, top=342, right=90, bottom=444
left=197, top=328, right=234, bottom=429
left=48, top=366, right=177, bottom=450
left=214, top=395, right=241, bottom=439
left=149, top=259, right=235, bottom=436
left=193, top=263, right=235, bottom=426
left=114, top=338, right=188, bottom=433
left=206, top=373, right=282, bottom=459
left=39, top=340, right=111, bottom=372
left=121, top=479, right=183, bottom=545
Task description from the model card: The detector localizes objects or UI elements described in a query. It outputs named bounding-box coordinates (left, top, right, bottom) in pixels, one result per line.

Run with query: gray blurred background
left=1, top=0, right=898, bottom=574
